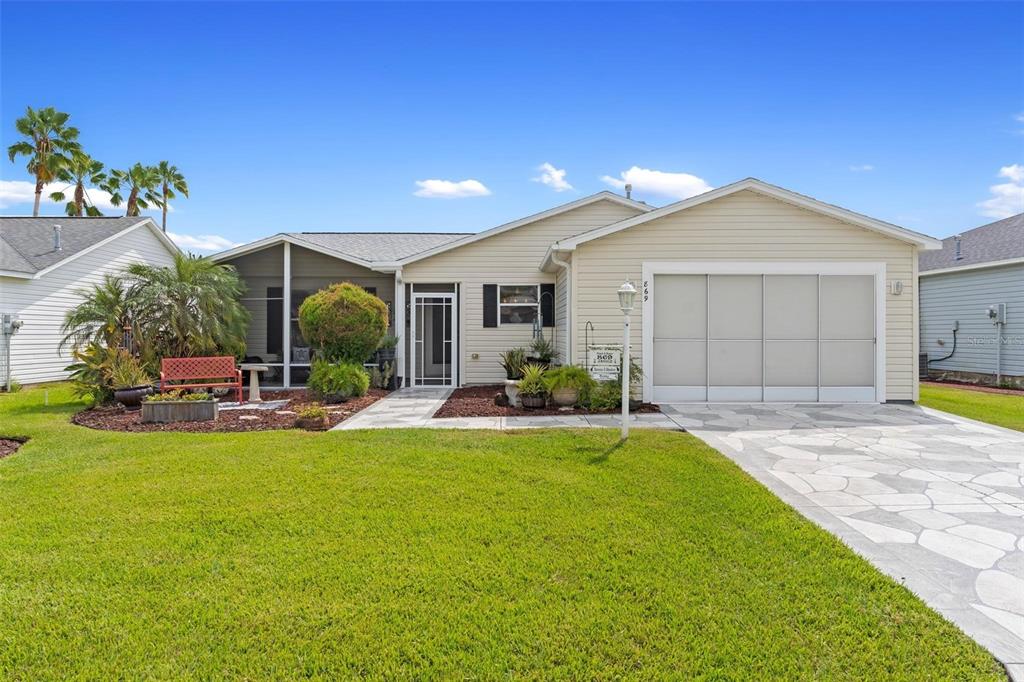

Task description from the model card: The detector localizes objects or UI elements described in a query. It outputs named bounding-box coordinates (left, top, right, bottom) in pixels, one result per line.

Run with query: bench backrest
left=161, top=356, right=238, bottom=380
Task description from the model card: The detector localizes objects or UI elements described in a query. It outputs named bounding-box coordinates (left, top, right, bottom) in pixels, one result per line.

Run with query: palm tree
left=126, top=253, right=249, bottom=359
left=48, top=152, right=107, bottom=217
left=60, top=275, right=135, bottom=352
left=154, top=161, right=188, bottom=232
left=6, top=106, right=81, bottom=216
left=103, top=163, right=160, bottom=216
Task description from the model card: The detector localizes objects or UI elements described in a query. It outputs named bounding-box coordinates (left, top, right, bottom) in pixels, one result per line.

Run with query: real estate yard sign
left=587, top=344, right=623, bottom=381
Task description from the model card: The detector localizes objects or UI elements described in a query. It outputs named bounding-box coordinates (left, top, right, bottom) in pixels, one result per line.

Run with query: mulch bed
left=0, top=437, right=27, bottom=458
left=923, top=380, right=1024, bottom=397
left=72, top=389, right=389, bottom=433
left=433, top=384, right=661, bottom=419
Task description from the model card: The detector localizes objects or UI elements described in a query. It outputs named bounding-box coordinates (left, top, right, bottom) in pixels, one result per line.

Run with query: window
left=499, top=284, right=539, bottom=324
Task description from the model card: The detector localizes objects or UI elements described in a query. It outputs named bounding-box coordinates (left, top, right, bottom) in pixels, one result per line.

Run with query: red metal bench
left=160, top=356, right=243, bottom=403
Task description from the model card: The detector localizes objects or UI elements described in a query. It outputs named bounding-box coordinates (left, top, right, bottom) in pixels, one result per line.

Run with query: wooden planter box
left=141, top=400, right=218, bottom=424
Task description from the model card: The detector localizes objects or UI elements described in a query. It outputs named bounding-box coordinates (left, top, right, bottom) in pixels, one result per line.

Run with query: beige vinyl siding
left=573, top=190, right=918, bottom=401
left=0, top=225, right=176, bottom=385
left=403, top=199, right=643, bottom=384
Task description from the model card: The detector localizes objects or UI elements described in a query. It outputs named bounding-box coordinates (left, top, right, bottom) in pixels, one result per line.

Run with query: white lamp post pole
left=617, top=281, right=637, bottom=440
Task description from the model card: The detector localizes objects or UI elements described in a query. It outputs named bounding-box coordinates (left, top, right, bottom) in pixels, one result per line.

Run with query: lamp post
left=617, top=280, right=637, bottom=439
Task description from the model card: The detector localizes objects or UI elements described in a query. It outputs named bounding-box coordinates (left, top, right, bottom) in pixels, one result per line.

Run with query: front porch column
left=393, top=268, right=405, bottom=387
left=282, top=241, right=291, bottom=388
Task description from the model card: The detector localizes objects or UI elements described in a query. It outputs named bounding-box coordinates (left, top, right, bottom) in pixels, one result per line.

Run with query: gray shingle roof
left=0, top=216, right=151, bottom=274
left=919, top=213, right=1024, bottom=272
left=287, top=232, right=469, bottom=263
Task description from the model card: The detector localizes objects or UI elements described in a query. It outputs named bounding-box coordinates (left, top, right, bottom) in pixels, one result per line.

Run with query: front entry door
left=410, top=292, right=457, bottom=387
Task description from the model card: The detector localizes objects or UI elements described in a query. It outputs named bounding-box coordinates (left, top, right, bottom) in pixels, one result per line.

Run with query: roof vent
left=625, top=183, right=632, bottom=200
left=953, top=234, right=962, bottom=261
left=53, top=224, right=62, bottom=252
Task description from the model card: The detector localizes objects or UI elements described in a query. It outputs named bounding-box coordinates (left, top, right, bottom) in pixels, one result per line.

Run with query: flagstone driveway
left=662, top=402, right=1024, bottom=677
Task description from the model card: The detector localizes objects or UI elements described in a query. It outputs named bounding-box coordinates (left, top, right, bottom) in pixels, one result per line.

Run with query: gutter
left=549, top=246, right=572, bottom=364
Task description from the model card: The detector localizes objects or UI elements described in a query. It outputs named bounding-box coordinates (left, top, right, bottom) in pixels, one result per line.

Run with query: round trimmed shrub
left=298, top=283, right=389, bottom=362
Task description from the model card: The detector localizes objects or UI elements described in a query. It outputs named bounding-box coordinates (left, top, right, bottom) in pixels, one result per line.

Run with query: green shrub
left=145, top=390, right=215, bottom=402
left=587, top=380, right=621, bottom=410
left=65, top=343, right=117, bottom=404
left=530, top=337, right=557, bottom=365
left=544, top=365, right=594, bottom=392
left=298, top=283, right=388, bottom=363
left=297, top=403, right=327, bottom=420
left=3, top=379, right=21, bottom=393
left=106, top=350, right=153, bottom=389
left=308, top=360, right=370, bottom=402
left=517, top=363, right=548, bottom=397
left=499, top=348, right=527, bottom=380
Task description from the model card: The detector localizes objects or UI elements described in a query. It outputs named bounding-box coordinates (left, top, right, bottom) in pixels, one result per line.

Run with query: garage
left=643, top=263, right=884, bottom=403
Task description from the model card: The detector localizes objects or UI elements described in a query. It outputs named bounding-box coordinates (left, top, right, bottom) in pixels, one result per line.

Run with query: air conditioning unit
left=919, top=352, right=930, bottom=380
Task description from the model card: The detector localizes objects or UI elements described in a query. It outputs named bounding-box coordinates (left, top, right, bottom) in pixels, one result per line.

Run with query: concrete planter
left=141, top=400, right=218, bottom=424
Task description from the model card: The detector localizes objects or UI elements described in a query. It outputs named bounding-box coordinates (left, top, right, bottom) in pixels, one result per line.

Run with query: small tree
left=298, top=283, right=388, bottom=363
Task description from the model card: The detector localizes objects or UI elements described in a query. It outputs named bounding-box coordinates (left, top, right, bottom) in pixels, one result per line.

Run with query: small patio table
left=239, top=364, right=270, bottom=403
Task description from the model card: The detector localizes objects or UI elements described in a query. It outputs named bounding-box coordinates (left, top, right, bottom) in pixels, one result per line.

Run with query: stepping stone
left=768, top=471, right=813, bottom=494
left=864, top=493, right=932, bottom=506
left=842, top=517, right=916, bottom=544
left=766, top=445, right=819, bottom=461
left=796, top=472, right=847, bottom=492
left=972, top=472, right=1023, bottom=488
left=948, top=524, right=1018, bottom=551
left=971, top=604, right=1024, bottom=640
left=918, top=529, right=1005, bottom=569
left=899, top=509, right=963, bottom=530
left=900, top=469, right=946, bottom=482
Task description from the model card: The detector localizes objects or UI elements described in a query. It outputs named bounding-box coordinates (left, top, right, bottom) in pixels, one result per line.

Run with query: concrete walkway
left=333, top=387, right=683, bottom=430
left=663, top=402, right=1024, bottom=678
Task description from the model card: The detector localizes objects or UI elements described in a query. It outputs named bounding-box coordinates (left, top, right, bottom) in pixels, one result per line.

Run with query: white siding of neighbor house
left=572, top=190, right=920, bottom=401
left=403, top=199, right=644, bottom=385
left=920, top=263, right=1024, bottom=377
left=0, top=225, right=177, bottom=385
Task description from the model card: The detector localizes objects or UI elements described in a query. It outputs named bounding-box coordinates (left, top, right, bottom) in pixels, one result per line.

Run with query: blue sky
left=2, top=2, right=1022, bottom=251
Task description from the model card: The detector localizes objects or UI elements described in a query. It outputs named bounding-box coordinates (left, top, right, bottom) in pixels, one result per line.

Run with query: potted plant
left=141, top=390, right=217, bottom=423
left=308, top=360, right=370, bottom=404
left=499, top=347, right=527, bottom=407
left=375, top=335, right=400, bottom=389
left=107, top=350, right=153, bottom=411
left=517, top=363, right=548, bottom=409
left=294, top=403, right=328, bottom=431
left=544, top=365, right=595, bottom=407
left=529, top=336, right=557, bottom=367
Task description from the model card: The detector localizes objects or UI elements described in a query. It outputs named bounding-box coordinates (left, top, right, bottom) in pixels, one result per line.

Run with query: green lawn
left=921, top=382, right=1024, bottom=432
left=0, top=386, right=1003, bottom=679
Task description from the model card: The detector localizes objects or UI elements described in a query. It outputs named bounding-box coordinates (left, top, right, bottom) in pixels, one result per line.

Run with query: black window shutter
left=483, top=284, right=497, bottom=327
left=267, top=287, right=282, bottom=355
left=541, top=283, right=555, bottom=327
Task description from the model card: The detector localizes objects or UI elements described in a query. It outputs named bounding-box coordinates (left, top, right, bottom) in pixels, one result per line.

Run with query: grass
left=0, top=386, right=1004, bottom=680
left=920, top=382, right=1024, bottom=432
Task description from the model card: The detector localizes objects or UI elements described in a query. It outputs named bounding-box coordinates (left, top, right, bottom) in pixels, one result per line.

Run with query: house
left=0, top=217, right=179, bottom=387
left=919, top=213, right=1023, bottom=387
left=213, top=178, right=942, bottom=403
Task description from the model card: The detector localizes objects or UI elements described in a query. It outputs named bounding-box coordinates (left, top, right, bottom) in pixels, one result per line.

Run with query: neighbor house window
left=499, top=284, right=539, bottom=324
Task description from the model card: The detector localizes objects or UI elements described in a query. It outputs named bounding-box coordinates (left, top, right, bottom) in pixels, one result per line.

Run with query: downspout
left=549, top=246, right=572, bottom=364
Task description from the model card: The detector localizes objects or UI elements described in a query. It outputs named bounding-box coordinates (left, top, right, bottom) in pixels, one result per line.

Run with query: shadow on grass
left=584, top=439, right=625, bottom=465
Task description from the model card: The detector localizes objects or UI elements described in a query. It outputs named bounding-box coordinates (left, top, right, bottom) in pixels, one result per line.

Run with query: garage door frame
left=641, top=261, right=887, bottom=403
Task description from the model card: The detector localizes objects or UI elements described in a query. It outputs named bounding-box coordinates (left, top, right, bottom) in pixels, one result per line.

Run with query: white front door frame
left=409, top=290, right=459, bottom=388
left=641, top=261, right=887, bottom=403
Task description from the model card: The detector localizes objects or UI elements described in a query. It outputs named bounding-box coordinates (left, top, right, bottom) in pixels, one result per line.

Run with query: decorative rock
left=275, top=410, right=296, bottom=415
left=239, top=415, right=259, bottom=421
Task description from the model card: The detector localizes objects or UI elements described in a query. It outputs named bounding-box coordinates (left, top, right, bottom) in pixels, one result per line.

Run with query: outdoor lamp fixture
left=617, top=280, right=637, bottom=439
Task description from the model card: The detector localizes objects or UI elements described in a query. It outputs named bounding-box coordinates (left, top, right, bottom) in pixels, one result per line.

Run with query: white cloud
left=600, top=166, right=713, bottom=200
left=413, top=178, right=491, bottom=199
left=977, top=164, right=1024, bottom=219
left=849, top=164, right=875, bottom=172
left=1016, top=112, right=1024, bottom=123
left=167, top=232, right=241, bottom=254
left=532, top=162, right=573, bottom=192
left=0, top=178, right=141, bottom=213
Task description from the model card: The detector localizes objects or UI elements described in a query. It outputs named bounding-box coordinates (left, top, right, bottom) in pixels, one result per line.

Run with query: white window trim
left=640, top=261, right=887, bottom=404
left=497, top=284, right=541, bottom=326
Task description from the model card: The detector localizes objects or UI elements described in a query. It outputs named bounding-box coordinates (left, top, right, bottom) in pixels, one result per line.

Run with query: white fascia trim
left=0, top=269, right=33, bottom=279
left=919, top=256, right=1024, bottom=277
left=398, top=191, right=653, bottom=267
left=29, top=218, right=179, bottom=280
left=640, top=261, right=887, bottom=404
left=553, top=178, right=943, bottom=251
left=211, top=233, right=400, bottom=272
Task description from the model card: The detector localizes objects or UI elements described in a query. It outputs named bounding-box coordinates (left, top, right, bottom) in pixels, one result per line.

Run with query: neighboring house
left=919, top=213, right=1023, bottom=387
left=214, top=178, right=941, bottom=403
left=0, top=217, right=179, bottom=386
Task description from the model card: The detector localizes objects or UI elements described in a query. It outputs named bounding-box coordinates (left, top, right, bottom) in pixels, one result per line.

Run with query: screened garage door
left=650, top=273, right=877, bottom=402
